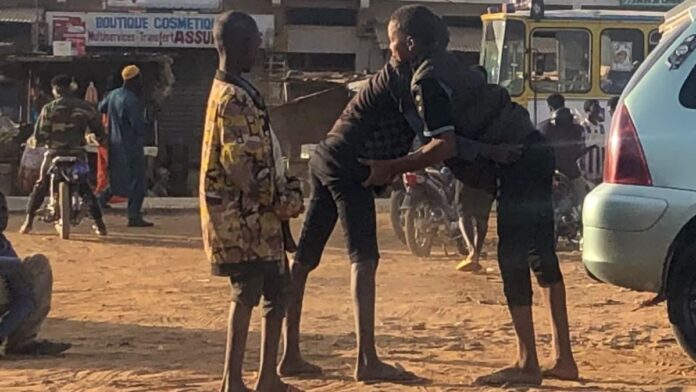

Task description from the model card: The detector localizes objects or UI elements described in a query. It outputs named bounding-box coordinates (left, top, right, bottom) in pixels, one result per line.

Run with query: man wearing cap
left=98, top=65, right=153, bottom=227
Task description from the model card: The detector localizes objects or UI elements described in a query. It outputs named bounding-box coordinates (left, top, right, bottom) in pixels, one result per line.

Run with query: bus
left=480, top=5, right=664, bottom=124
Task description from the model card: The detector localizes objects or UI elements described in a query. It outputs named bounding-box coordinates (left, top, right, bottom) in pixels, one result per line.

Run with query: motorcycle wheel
left=405, top=200, right=433, bottom=257
left=57, top=182, right=71, bottom=240
left=389, top=190, right=406, bottom=245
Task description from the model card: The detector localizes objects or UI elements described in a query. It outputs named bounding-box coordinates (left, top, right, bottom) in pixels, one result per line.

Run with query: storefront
left=43, top=10, right=275, bottom=195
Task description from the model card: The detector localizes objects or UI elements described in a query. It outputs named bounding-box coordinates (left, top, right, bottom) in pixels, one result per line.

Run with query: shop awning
left=0, top=8, right=43, bottom=24
left=374, top=24, right=481, bottom=53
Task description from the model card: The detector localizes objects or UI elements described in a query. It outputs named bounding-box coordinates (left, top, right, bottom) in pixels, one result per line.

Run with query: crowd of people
left=0, top=4, right=624, bottom=392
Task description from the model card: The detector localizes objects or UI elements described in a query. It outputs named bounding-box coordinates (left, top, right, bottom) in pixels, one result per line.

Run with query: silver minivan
left=583, top=0, right=696, bottom=361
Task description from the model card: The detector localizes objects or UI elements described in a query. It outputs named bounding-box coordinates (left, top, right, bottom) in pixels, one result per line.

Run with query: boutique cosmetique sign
left=107, top=0, right=221, bottom=10
left=46, top=12, right=274, bottom=50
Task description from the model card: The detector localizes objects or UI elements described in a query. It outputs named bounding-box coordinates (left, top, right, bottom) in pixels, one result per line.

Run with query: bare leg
left=279, top=262, right=322, bottom=376
left=474, top=216, right=488, bottom=258
left=220, top=302, right=253, bottom=392
left=541, top=281, right=579, bottom=380
left=352, top=262, right=415, bottom=382
left=456, top=217, right=482, bottom=272
left=475, top=306, right=542, bottom=386
left=257, top=311, right=300, bottom=392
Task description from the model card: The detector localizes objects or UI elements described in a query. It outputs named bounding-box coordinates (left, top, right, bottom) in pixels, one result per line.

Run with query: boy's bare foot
left=355, top=361, right=418, bottom=383
left=278, top=357, right=322, bottom=377
left=256, top=377, right=303, bottom=392
left=474, top=366, right=542, bottom=387
left=220, top=380, right=252, bottom=392
left=542, top=360, right=579, bottom=381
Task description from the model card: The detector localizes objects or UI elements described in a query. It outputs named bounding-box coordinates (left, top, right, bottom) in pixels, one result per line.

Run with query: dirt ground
left=2, top=211, right=696, bottom=392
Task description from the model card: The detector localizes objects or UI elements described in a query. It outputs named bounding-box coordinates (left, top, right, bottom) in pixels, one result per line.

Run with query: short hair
left=584, top=99, right=600, bottom=113
left=547, top=94, right=565, bottom=111
left=608, top=96, right=620, bottom=112
left=51, top=75, right=72, bottom=90
left=471, top=65, right=488, bottom=81
left=390, top=5, right=450, bottom=50
left=553, top=107, right=574, bottom=127
left=214, top=11, right=258, bottom=54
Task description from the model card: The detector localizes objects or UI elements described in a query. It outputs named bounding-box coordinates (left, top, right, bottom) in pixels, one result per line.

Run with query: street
left=1, top=211, right=695, bottom=392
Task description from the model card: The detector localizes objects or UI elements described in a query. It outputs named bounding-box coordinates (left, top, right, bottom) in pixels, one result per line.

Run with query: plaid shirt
left=329, top=61, right=419, bottom=161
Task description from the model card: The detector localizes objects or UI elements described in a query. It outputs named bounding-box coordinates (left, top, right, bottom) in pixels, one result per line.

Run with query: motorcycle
left=552, top=170, right=583, bottom=249
left=400, top=166, right=467, bottom=257
left=37, top=155, right=93, bottom=240
left=552, top=145, right=598, bottom=249
left=389, top=179, right=406, bottom=244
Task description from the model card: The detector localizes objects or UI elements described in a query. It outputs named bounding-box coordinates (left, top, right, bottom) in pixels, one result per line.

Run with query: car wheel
left=667, top=243, right=696, bottom=362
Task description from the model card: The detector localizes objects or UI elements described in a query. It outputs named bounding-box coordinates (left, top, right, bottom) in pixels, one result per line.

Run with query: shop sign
left=107, top=0, right=221, bottom=10
left=47, top=12, right=274, bottom=50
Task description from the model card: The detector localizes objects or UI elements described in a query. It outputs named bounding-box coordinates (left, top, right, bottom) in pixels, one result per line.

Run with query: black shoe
left=93, top=219, right=108, bottom=236
left=6, top=340, right=72, bottom=356
left=128, top=218, right=154, bottom=228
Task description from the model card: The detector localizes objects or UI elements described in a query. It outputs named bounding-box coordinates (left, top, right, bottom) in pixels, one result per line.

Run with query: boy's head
left=0, top=192, right=8, bottom=233
left=547, top=93, right=565, bottom=112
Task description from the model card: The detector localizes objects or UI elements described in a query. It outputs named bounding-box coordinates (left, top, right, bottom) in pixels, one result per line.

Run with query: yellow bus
left=480, top=6, right=664, bottom=124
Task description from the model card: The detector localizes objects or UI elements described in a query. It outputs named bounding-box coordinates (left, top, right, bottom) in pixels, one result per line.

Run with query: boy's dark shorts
left=227, top=261, right=290, bottom=317
left=295, top=150, right=379, bottom=271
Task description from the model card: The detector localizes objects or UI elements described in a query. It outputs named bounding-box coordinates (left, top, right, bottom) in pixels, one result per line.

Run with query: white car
left=583, top=0, right=696, bottom=360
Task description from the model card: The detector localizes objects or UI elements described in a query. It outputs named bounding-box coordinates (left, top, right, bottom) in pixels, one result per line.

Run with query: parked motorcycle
left=37, top=155, right=93, bottom=240
left=552, top=145, right=598, bottom=249
left=401, top=166, right=466, bottom=257
left=389, top=179, right=406, bottom=245
left=552, top=170, right=583, bottom=249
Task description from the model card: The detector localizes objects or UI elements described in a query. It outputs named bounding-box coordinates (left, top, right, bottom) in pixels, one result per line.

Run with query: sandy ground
left=1, top=211, right=696, bottom=392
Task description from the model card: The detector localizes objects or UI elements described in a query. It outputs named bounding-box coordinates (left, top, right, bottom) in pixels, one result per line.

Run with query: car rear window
left=623, top=21, right=691, bottom=97
left=680, top=65, right=696, bottom=108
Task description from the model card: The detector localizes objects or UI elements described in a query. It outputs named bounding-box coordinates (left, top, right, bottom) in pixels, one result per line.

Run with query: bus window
left=601, top=29, right=645, bottom=94
left=481, top=20, right=525, bottom=95
left=531, top=29, right=591, bottom=93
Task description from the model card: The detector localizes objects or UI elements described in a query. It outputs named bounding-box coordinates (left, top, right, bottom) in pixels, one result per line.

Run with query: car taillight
left=604, top=104, right=652, bottom=186
left=403, top=173, right=424, bottom=187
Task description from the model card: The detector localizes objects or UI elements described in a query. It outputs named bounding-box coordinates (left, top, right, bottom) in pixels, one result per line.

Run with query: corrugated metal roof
left=448, top=27, right=481, bottom=52
left=0, top=8, right=42, bottom=24
left=374, top=25, right=481, bottom=52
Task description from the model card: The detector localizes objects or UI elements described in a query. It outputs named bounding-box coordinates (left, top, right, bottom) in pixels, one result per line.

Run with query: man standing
left=580, top=99, right=606, bottom=188
left=278, top=60, right=420, bottom=381
left=201, top=12, right=303, bottom=392
left=1, top=192, right=71, bottom=356
left=98, top=65, right=153, bottom=228
left=19, top=75, right=107, bottom=236
left=539, top=94, right=566, bottom=135
left=362, top=6, right=578, bottom=386
left=546, top=108, right=588, bottom=206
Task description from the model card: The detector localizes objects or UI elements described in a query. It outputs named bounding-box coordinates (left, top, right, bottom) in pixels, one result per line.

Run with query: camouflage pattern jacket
left=200, top=71, right=303, bottom=276
left=34, top=96, right=106, bottom=153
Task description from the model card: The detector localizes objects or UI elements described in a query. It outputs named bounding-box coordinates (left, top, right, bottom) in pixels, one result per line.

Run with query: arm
left=32, top=105, right=50, bottom=147
left=218, top=93, right=269, bottom=196
left=124, top=95, right=146, bottom=142
left=98, top=93, right=110, bottom=114
left=0, top=258, right=35, bottom=341
left=362, top=79, right=520, bottom=186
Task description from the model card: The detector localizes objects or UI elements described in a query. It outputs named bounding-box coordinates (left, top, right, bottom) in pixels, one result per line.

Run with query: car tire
left=667, top=243, right=696, bottom=362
